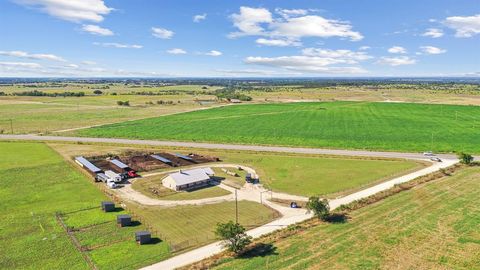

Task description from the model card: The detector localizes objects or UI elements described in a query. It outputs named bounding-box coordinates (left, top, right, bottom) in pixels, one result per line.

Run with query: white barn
left=162, top=167, right=215, bottom=191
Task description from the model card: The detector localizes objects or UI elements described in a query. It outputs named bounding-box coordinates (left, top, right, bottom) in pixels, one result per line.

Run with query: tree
left=215, top=221, right=252, bottom=254
left=93, top=90, right=103, bottom=95
left=306, top=196, right=330, bottom=220
left=458, top=152, right=474, bottom=164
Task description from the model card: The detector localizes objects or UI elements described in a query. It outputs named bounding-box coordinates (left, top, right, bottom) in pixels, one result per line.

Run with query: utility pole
left=235, top=189, right=238, bottom=224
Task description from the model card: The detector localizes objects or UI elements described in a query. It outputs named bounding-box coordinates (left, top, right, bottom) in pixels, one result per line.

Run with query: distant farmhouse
left=162, top=167, right=214, bottom=191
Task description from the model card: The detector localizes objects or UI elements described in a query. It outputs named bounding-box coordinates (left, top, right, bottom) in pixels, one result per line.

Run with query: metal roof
left=174, top=153, right=193, bottom=161
left=75, top=156, right=102, bottom=173
left=135, top=231, right=150, bottom=236
left=164, top=167, right=214, bottom=186
left=150, top=154, right=172, bottom=163
left=110, top=159, right=129, bottom=169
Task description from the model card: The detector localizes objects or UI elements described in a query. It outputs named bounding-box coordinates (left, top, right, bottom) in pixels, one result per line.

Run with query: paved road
left=0, top=134, right=460, bottom=160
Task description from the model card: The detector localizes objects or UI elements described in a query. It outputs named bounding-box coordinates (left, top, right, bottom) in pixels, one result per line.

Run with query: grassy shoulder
left=131, top=175, right=231, bottom=200
left=79, top=101, right=480, bottom=153
left=0, top=142, right=170, bottom=270
left=210, top=165, right=480, bottom=270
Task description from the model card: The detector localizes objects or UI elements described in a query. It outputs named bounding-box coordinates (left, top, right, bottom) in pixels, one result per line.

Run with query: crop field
left=128, top=201, right=279, bottom=251
left=0, top=142, right=171, bottom=270
left=80, top=101, right=480, bottom=153
left=213, top=166, right=480, bottom=270
left=132, top=176, right=231, bottom=200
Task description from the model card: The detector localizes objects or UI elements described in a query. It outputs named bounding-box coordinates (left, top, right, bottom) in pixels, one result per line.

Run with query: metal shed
left=101, top=201, right=115, bottom=212
left=110, top=159, right=130, bottom=171
left=75, top=156, right=102, bottom=174
left=174, top=153, right=195, bottom=162
left=117, top=214, right=132, bottom=227
left=150, top=154, right=173, bottom=165
left=135, top=231, right=151, bottom=245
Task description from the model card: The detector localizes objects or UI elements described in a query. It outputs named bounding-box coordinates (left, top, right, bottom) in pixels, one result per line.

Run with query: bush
left=117, top=101, right=130, bottom=106
left=306, top=196, right=330, bottom=220
left=93, top=90, right=103, bottom=95
left=458, top=152, right=474, bottom=164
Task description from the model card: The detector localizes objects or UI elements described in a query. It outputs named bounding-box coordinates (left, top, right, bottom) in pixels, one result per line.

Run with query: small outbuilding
left=135, top=231, right=151, bottom=245
left=101, top=201, right=115, bottom=212
left=117, top=214, right=132, bottom=227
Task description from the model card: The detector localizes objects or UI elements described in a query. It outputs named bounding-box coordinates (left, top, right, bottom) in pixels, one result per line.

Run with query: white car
left=423, top=151, right=435, bottom=156
left=430, top=157, right=442, bottom=162
left=107, top=180, right=118, bottom=189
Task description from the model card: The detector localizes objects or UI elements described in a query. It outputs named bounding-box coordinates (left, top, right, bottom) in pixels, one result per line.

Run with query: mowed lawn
left=214, top=166, right=480, bottom=270
left=80, top=101, right=480, bottom=153
left=0, top=142, right=170, bottom=270
left=240, top=154, right=422, bottom=197
left=129, top=201, right=278, bottom=250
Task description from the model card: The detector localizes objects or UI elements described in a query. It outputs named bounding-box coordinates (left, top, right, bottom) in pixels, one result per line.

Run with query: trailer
left=95, top=173, right=109, bottom=183
left=105, top=170, right=122, bottom=183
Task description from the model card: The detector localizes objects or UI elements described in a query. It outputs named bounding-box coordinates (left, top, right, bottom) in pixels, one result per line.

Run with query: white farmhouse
left=162, top=167, right=215, bottom=191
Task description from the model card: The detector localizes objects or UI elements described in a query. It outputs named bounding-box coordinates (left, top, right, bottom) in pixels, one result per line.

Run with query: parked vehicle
left=423, top=151, right=435, bottom=156
left=127, top=170, right=138, bottom=178
left=430, top=157, right=442, bottom=162
left=95, top=173, right=109, bottom=183
left=107, top=180, right=118, bottom=189
left=105, top=170, right=122, bottom=183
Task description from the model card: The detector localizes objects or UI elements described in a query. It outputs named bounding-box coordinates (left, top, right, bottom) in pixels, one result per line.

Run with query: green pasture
left=80, top=101, right=480, bottom=153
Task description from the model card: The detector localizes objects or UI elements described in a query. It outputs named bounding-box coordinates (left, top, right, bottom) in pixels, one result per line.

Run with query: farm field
left=132, top=176, right=231, bottom=200
left=79, top=101, right=480, bottom=153
left=127, top=201, right=278, bottom=251
left=213, top=166, right=480, bottom=270
left=0, top=142, right=170, bottom=270
left=0, top=96, right=215, bottom=134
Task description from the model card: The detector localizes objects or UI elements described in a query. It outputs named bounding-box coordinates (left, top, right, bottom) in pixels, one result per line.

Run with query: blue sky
left=0, top=0, right=479, bottom=77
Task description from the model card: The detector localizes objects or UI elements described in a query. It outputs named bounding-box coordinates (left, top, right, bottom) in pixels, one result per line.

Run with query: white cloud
left=215, top=69, right=302, bottom=76
left=151, top=27, right=174, bottom=39
left=255, top=38, right=301, bottom=47
left=422, top=28, right=444, bottom=38
left=302, top=48, right=372, bottom=62
left=0, top=50, right=66, bottom=62
left=167, top=48, right=187, bottom=55
left=444, top=14, right=480, bottom=37
left=244, top=47, right=370, bottom=74
left=420, top=46, right=446, bottom=55
left=377, top=56, right=416, bottom=66
left=193, top=13, right=207, bottom=22
left=271, top=15, right=363, bottom=41
left=82, top=24, right=114, bottom=36
left=387, top=46, right=407, bottom=54
left=275, top=8, right=308, bottom=18
left=81, top=60, right=96, bottom=65
left=230, top=6, right=363, bottom=43
left=14, top=0, right=113, bottom=23
left=204, top=50, right=222, bottom=56
left=93, top=42, right=143, bottom=49
left=230, top=6, right=273, bottom=37
left=0, top=61, right=42, bottom=69
left=359, top=46, right=371, bottom=50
